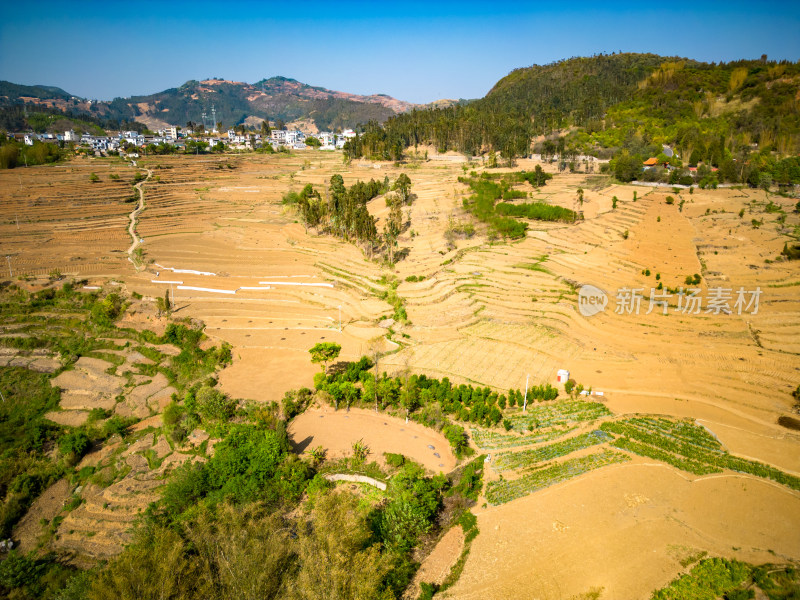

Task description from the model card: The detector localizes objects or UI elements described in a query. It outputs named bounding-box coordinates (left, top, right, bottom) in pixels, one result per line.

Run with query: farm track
left=126, top=168, right=152, bottom=270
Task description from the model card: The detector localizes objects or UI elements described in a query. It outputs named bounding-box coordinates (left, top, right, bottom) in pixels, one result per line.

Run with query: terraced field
left=2, top=149, right=799, bottom=599
left=0, top=159, right=139, bottom=277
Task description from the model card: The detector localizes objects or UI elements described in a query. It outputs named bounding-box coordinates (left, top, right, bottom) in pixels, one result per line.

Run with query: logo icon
left=578, top=284, right=608, bottom=317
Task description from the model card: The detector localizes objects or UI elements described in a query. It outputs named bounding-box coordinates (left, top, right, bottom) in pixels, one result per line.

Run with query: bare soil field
left=0, top=158, right=139, bottom=278
left=447, top=463, right=800, bottom=600
left=2, top=150, right=799, bottom=597
left=289, top=406, right=456, bottom=472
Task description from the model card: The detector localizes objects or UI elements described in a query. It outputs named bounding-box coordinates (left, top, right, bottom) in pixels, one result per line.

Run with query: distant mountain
left=0, top=77, right=419, bottom=133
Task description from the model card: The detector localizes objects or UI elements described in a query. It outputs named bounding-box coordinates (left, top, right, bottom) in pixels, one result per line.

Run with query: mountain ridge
left=0, top=76, right=422, bottom=132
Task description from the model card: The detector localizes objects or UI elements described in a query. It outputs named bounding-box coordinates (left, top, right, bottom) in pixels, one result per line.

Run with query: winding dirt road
left=126, top=168, right=152, bottom=271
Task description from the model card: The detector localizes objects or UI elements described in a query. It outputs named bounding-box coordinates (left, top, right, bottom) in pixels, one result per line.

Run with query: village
left=11, top=125, right=358, bottom=157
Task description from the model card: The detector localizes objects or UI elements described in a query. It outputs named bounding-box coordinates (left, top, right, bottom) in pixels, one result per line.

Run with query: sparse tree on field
left=393, top=173, right=412, bottom=204
left=308, top=342, right=341, bottom=375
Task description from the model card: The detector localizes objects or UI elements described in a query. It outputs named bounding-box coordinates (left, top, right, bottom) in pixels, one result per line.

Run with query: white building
left=64, top=130, right=80, bottom=142
left=318, top=132, right=335, bottom=146
left=556, top=369, right=570, bottom=383
left=285, top=130, right=305, bottom=145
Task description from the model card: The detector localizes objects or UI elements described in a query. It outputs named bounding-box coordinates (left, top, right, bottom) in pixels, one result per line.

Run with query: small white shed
left=556, top=369, right=570, bottom=383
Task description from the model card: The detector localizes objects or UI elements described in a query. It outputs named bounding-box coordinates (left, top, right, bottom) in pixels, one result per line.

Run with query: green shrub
left=58, top=430, right=91, bottom=460
left=384, top=453, right=406, bottom=468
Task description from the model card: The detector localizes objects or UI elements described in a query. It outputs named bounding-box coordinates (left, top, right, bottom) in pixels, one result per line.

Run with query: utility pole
left=338, top=305, right=342, bottom=332
left=6, top=256, right=11, bottom=278
left=0, top=389, right=5, bottom=403
left=523, top=373, right=529, bottom=413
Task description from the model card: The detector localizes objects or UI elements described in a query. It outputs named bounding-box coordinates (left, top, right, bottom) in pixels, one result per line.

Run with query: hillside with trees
left=351, top=53, right=800, bottom=186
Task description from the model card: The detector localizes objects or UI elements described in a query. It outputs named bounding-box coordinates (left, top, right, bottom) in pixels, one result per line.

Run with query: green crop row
left=604, top=418, right=800, bottom=491
left=493, top=430, right=612, bottom=471
left=470, top=425, right=576, bottom=450
left=626, top=416, right=722, bottom=452
left=509, top=401, right=611, bottom=432
left=610, top=437, right=721, bottom=476
left=485, top=449, right=630, bottom=505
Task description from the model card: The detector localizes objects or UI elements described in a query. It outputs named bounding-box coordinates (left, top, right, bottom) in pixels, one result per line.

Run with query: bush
left=58, top=430, right=90, bottom=460
left=196, top=386, right=235, bottom=421
left=495, top=201, right=576, bottom=222
left=102, top=416, right=134, bottom=438
left=442, top=423, right=469, bottom=456
left=384, top=453, right=406, bottom=468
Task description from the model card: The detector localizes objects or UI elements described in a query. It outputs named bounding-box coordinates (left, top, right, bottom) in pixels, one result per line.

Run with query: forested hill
left=0, top=77, right=418, bottom=133
left=481, top=53, right=669, bottom=130
left=353, top=53, right=800, bottom=165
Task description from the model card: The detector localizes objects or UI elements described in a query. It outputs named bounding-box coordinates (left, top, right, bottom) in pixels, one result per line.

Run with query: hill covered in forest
left=352, top=53, right=800, bottom=176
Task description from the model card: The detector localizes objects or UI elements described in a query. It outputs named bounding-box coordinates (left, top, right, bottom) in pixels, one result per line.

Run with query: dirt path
left=126, top=168, right=152, bottom=271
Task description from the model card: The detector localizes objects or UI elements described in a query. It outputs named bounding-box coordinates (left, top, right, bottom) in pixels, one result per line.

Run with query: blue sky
left=1, top=1, right=799, bottom=103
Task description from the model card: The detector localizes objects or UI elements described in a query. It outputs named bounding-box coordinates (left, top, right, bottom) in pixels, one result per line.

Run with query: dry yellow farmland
left=1, top=149, right=798, bottom=597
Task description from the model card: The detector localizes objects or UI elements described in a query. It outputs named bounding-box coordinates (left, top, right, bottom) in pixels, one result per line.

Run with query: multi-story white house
left=285, top=130, right=305, bottom=145
left=64, top=130, right=80, bottom=142
left=318, top=132, right=335, bottom=146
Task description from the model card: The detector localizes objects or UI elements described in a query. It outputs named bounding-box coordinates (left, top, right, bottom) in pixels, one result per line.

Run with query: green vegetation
left=485, top=449, right=630, bottom=505
left=507, top=401, right=611, bottom=432
left=601, top=417, right=800, bottom=490
left=495, top=201, right=577, bottom=222
left=470, top=425, right=577, bottom=450
left=284, top=174, right=411, bottom=262
left=457, top=172, right=572, bottom=239
left=308, top=342, right=342, bottom=374
left=781, top=242, right=800, bottom=260
left=353, top=54, right=800, bottom=192
left=312, top=358, right=567, bottom=455
left=0, top=134, right=63, bottom=169
left=0, top=281, right=232, bottom=548
left=493, top=430, right=612, bottom=471
left=651, top=558, right=751, bottom=600
left=651, top=558, right=800, bottom=600
left=0, top=368, right=64, bottom=538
